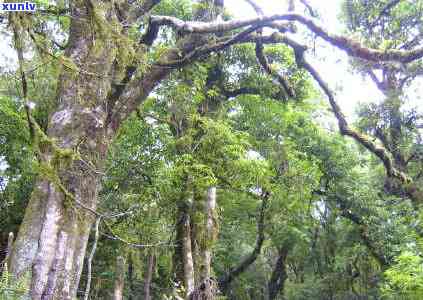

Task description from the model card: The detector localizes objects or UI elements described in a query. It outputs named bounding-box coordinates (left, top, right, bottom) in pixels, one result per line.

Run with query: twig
left=101, top=221, right=174, bottom=248
left=83, top=217, right=101, bottom=300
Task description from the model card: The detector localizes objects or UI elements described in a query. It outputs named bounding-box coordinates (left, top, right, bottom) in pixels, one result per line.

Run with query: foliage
left=0, top=269, right=28, bottom=300
left=1, top=0, right=423, bottom=299
left=382, top=251, right=423, bottom=297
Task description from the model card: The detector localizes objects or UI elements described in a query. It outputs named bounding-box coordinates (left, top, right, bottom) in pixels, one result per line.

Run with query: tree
left=1, top=0, right=423, bottom=299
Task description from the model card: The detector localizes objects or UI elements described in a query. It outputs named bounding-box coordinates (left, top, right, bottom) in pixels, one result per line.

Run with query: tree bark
left=114, top=256, right=125, bottom=300
left=182, top=211, right=196, bottom=297
left=268, top=246, right=289, bottom=300
left=190, top=187, right=218, bottom=300
left=128, top=253, right=135, bottom=300
left=143, top=252, right=156, bottom=300
left=9, top=2, right=123, bottom=299
left=174, top=184, right=196, bottom=298
left=2, top=232, right=14, bottom=274
left=202, top=187, right=217, bottom=296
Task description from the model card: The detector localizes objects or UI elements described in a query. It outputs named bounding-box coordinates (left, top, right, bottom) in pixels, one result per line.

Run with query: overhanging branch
left=284, top=40, right=411, bottom=184
left=150, top=13, right=423, bottom=63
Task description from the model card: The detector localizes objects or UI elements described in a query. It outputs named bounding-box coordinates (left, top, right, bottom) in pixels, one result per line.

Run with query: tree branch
left=218, top=192, right=269, bottom=291
left=244, top=0, right=264, bottom=15
left=299, top=0, right=318, bottom=18
left=267, top=245, right=290, bottom=300
left=83, top=217, right=101, bottom=300
left=150, top=13, right=423, bottom=63
left=370, top=0, right=401, bottom=28
left=157, top=25, right=264, bottom=67
left=255, top=41, right=295, bottom=99
left=245, top=0, right=295, bottom=100
left=286, top=40, right=411, bottom=183
left=221, top=86, right=263, bottom=98
left=339, top=208, right=389, bottom=267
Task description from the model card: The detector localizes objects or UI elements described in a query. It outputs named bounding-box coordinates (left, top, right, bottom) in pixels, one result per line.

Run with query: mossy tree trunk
left=7, top=1, right=167, bottom=299
left=5, top=0, right=251, bottom=298
left=174, top=187, right=196, bottom=297
left=196, top=187, right=218, bottom=300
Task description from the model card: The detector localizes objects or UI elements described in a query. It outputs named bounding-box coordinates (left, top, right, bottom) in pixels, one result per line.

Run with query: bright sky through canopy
left=226, top=0, right=421, bottom=121
left=1, top=0, right=420, bottom=119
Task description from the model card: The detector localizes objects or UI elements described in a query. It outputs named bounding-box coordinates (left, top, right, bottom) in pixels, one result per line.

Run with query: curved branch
left=255, top=42, right=295, bottom=99
left=245, top=1, right=295, bottom=99
left=337, top=202, right=389, bottom=267
left=150, top=13, right=423, bottom=63
left=218, top=193, right=269, bottom=291
left=285, top=40, right=411, bottom=183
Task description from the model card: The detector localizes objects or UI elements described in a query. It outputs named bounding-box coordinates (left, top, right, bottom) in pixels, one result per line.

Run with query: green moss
left=51, top=148, right=78, bottom=169
left=88, top=1, right=136, bottom=71
left=59, top=55, right=79, bottom=75
left=37, top=134, right=55, bottom=153
left=29, top=114, right=80, bottom=208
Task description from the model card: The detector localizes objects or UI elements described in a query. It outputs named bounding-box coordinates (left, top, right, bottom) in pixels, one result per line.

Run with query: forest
left=0, top=0, right=422, bottom=299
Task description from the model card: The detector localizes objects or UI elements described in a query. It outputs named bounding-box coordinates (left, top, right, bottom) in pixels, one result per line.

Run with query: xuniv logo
left=1, top=2, right=36, bottom=11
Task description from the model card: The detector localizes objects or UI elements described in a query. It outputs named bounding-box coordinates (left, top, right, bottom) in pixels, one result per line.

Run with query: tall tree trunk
left=8, top=1, right=224, bottom=298
left=174, top=183, right=196, bottom=298
left=8, top=2, right=119, bottom=299
left=191, top=187, right=218, bottom=300
left=182, top=213, right=196, bottom=297
left=128, top=253, right=135, bottom=300
left=114, top=256, right=125, bottom=300
left=268, top=246, right=289, bottom=300
left=143, top=252, right=156, bottom=300
left=202, top=187, right=218, bottom=298
left=203, top=187, right=217, bottom=285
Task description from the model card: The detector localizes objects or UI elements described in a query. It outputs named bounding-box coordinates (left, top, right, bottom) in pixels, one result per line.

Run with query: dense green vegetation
left=0, top=0, right=422, bottom=299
